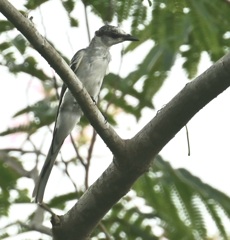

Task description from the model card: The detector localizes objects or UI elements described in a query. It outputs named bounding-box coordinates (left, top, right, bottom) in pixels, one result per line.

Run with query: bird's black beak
left=123, top=34, right=139, bottom=41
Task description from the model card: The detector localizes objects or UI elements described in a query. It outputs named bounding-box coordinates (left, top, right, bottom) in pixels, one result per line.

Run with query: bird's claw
left=91, top=96, right=96, bottom=104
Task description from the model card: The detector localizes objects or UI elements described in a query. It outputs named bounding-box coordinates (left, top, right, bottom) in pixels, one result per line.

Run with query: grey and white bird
left=32, top=25, right=138, bottom=203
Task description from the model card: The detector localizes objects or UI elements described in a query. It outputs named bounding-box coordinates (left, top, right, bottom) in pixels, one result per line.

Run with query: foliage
left=0, top=157, right=19, bottom=216
left=1, top=0, right=230, bottom=239
left=91, top=156, right=230, bottom=239
left=135, top=156, right=230, bottom=239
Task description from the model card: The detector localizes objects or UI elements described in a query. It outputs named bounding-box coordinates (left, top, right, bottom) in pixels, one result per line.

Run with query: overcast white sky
left=1, top=0, right=230, bottom=238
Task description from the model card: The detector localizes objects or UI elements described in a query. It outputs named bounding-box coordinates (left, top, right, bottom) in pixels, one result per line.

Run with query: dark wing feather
left=70, top=49, right=86, bottom=73
left=53, top=49, right=85, bottom=131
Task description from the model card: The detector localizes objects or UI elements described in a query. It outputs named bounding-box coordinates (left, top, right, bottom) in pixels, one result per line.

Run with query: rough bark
left=1, top=1, right=230, bottom=239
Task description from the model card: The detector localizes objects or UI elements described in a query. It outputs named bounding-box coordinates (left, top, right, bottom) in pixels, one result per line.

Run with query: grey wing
left=70, top=49, right=86, bottom=73
left=54, top=84, right=67, bottom=126
left=51, top=49, right=86, bottom=140
left=52, top=49, right=86, bottom=130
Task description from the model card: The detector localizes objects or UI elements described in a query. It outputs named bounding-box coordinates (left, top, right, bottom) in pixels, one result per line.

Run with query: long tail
left=32, top=94, right=82, bottom=203
left=32, top=136, right=63, bottom=203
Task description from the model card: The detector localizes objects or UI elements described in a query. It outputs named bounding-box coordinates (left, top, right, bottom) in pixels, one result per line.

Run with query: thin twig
left=25, top=135, right=41, bottom=165
left=70, top=134, right=86, bottom=166
left=39, top=202, right=56, bottom=216
left=61, top=158, right=78, bottom=191
left=87, top=129, right=97, bottom=163
left=21, top=221, right=52, bottom=236
left=66, top=28, right=75, bottom=53
left=98, top=222, right=113, bottom=240
left=0, top=148, right=44, bottom=156
left=85, top=129, right=97, bottom=188
left=38, top=6, right=47, bottom=37
left=84, top=4, right=91, bottom=43
left=185, top=124, right=191, bottom=156
left=2, top=221, right=52, bottom=237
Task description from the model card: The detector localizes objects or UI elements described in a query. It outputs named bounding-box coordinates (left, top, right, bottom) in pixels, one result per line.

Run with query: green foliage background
left=1, top=0, right=230, bottom=239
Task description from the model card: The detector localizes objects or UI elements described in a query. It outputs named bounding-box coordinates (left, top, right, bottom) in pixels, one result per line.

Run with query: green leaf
left=0, top=97, right=57, bottom=136
left=103, top=73, right=154, bottom=120
left=49, top=191, right=83, bottom=209
left=62, top=0, right=75, bottom=13
left=15, top=189, right=31, bottom=203
left=181, top=44, right=201, bottom=79
left=133, top=155, right=230, bottom=239
left=8, top=56, right=49, bottom=81
left=0, top=20, right=14, bottom=32
left=12, top=34, right=27, bottom=54
left=0, top=156, right=21, bottom=216
left=70, top=16, right=79, bottom=27
left=83, top=0, right=116, bottom=22
left=92, top=198, right=158, bottom=239
left=0, top=42, right=11, bottom=51
left=0, top=157, right=20, bottom=192
left=24, top=0, right=49, bottom=10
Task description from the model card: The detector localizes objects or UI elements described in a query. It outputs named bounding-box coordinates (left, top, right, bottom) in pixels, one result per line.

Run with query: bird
left=32, top=25, right=138, bottom=203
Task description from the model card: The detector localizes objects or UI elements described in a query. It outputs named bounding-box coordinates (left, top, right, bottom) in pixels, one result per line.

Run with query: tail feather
left=32, top=139, right=63, bottom=203
left=32, top=101, right=82, bottom=203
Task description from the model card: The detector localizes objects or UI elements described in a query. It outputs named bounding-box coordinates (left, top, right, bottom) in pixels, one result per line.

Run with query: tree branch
left=0, top=0, right=125, bottom=159
left=1, top=1, right=230, bottom=240
left=129, top=54, right=230, bottom=170
left=51, top=51, right=230, bottom=240
left=19, top=221, right=52, bottom=236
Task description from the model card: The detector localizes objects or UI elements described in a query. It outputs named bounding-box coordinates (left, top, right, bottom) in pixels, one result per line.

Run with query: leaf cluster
left=1, top=0, right=230, bottom=239
left=90, top=156, right=230, bottom=239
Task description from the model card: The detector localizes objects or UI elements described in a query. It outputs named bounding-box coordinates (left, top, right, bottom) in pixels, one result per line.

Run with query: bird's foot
left=91, top=96, right=96, bottom=104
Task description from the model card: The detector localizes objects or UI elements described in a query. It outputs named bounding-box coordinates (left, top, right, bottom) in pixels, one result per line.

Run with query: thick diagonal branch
left=54, top=53, right=230, bottom=240
left=0, top=0, right=125, bottom=159
left=130, top=55, right=230, bottom=167
left=1, top=1, right=230, bottom=240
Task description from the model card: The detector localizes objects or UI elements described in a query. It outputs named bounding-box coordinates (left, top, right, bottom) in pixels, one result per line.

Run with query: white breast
left=76, top=50, right=110, bottom=99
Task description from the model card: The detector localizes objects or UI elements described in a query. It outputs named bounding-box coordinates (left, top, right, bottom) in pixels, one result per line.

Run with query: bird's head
left=95, top=25, right=139, bottom=47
